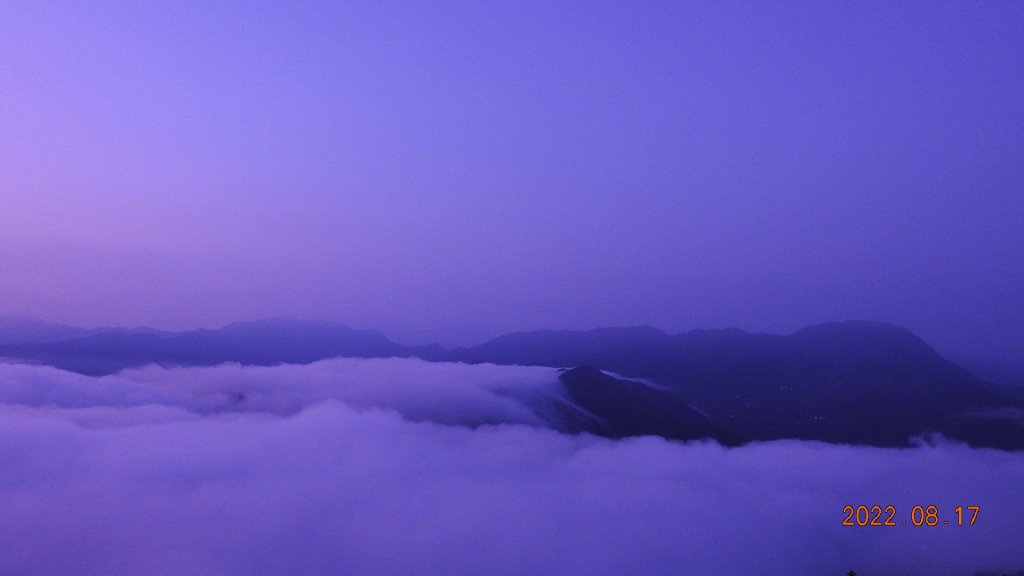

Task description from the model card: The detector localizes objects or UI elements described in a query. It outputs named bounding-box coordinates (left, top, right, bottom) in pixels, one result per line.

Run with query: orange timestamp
left=842, top=505, right=979, bottom=527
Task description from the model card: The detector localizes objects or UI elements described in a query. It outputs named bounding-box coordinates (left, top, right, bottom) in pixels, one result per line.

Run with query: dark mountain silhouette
left=452, top=321, right=1024, bottom=449
left=0, top=316, right=92, bottom=345
left=2, top=317, right=1021, bottom=449
left=557, top=366, right=730, bottom=443
left=0, top=318, right=443, bottom=375
left=0, top=315, right=171, bottom=346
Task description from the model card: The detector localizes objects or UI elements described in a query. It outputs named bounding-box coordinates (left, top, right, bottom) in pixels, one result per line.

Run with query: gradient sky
left=2, top=1, right=1022, bottom=356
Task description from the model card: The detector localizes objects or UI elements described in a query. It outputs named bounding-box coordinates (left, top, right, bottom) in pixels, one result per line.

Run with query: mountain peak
left=789, top=321, right=941, bottom=362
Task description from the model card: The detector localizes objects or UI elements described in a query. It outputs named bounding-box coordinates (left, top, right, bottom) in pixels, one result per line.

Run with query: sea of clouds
left=1, top=357, right=1022, bottom=576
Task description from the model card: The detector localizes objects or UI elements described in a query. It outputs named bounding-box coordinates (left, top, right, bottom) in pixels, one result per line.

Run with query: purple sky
left=2, top=2, right=1022, bottom=356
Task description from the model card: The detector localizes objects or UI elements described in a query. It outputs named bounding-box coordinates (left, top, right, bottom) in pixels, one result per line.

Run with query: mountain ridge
left=2, top=316, right=1021, bottom=450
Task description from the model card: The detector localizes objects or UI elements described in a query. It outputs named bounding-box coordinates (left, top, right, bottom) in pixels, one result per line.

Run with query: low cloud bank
left=1, top=359, right=1022, bottom=576
left=0, top=358, right=565, bottom=428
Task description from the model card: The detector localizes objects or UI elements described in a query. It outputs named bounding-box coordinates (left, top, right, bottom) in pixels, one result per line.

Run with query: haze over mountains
left=2, top=316, right=1021, bottom=451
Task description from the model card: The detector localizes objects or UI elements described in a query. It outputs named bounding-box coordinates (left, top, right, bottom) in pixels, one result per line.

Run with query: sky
left=2, top=1, right=1022, bottom=357
left=2, top=357, right=1023, bottom=575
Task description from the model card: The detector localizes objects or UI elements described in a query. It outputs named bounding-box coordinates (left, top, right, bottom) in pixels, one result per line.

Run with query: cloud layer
left=1, top=358, right=1022, bottom=576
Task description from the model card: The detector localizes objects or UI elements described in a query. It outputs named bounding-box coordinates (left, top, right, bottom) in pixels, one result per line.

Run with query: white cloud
left=0, top=359, right=1021, bottom=576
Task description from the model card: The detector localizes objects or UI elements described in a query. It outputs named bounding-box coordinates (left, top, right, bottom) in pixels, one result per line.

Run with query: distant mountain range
left=0, top=317, right=444, bottom=375
left=2, top=316, right=1022, bottom=450
left=453, top=322, right=1024, bottom=450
